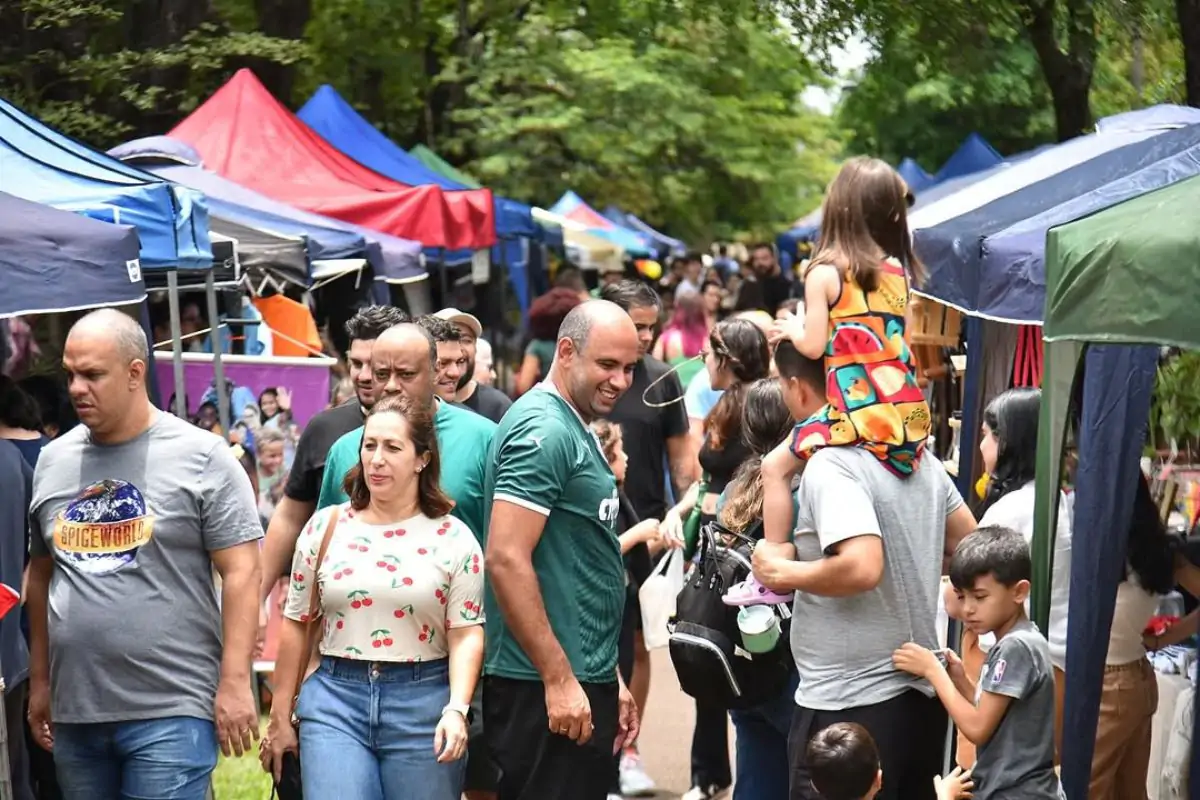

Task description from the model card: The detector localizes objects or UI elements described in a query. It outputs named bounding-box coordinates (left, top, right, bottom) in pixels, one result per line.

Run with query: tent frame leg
left=205, top=271, right=230, bottom=440
left=166, top=270, right=187, bottom=419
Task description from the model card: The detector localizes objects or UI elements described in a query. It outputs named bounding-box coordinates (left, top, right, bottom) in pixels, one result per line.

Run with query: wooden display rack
left=910, top=296, right=962, bottom=387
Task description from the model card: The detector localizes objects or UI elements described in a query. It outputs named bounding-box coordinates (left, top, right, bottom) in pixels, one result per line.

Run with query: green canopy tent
left=1035, top=173, right=1200, bottom=799
left=408, top=145, right=484, bottom=189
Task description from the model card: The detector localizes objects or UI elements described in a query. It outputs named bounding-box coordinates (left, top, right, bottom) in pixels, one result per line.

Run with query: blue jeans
left=297, top=656, right=464, bottom=800
left=53, top=716, right=217, bottom=800
left=729, top=668, right=798, bottom=800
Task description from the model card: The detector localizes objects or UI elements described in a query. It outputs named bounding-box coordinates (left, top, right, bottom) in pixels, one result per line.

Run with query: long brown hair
left=343, top=395, right=454, bottom=518
left=703, top=319, right=770, bottom=450
left=720, top=380, right=793, bottom=532
left=811, top=156, right=925, bottom=292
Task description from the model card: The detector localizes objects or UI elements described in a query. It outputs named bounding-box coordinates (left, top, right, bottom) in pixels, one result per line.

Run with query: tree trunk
left=1179, top=0, right=1200, bottom=106
left=1022, top=0, right=1098, bottom=140
left=253, top=0, right=313, bottom=101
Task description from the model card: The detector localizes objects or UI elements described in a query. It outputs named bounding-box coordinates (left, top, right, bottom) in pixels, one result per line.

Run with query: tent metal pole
left=439, top=248, right=449, bottom=306
left=166, top=270, right=187, bottom=419
left=205, top=270, right=230, bottom=440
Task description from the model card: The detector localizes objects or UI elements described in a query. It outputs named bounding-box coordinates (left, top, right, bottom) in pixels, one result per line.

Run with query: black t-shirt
left=463, top=383, right=513, bottom=424
left=608, top=357, right=689, bottom=521
left=283, top=400, right=364, bottom=503
left=735, top=269, right=796, bottom=315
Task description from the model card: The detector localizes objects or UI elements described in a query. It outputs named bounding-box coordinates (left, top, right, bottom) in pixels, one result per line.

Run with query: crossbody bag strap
left=290, top=508, right=341, bottom=712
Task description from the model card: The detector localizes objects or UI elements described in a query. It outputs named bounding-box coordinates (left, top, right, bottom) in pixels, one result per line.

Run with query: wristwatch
left=441, top=702, right=471, bottom=722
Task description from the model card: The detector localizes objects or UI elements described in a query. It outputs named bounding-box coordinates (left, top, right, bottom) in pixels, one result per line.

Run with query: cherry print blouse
left=284, top=503, right=484, bottom=662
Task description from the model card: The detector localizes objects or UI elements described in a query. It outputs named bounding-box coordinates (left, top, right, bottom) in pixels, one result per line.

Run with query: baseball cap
left=434, top=308, right=482, bottom=338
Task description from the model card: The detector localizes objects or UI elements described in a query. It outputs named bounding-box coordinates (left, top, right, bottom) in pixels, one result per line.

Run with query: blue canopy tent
left=550, top=192, right=653, bottom=258
left=107, top=136, right=429, bottom=311
left=0, top=192, right=144, bottom=316
left=914, top=122, right=1200, bottom=320
left=897, top=157, right=934, bottom=192
left=297, top=85, right=537, bottom=312
left=0, top=98, right=211, bottom=271
left=602, top=206, right=687, bottom=259
left=933, top=132, right=1002, bottom=183
left=911, top=106, right=1200, bottom=231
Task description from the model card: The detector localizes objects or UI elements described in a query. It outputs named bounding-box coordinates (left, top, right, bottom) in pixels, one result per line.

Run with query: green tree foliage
left=0, top=0, right=302, bottom=146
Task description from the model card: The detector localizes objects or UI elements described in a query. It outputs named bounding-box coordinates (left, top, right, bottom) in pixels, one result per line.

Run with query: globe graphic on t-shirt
left=58, top=479, right=149, bottom=575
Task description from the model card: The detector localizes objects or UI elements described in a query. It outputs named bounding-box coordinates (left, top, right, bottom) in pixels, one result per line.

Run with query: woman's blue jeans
left=729, top=667, right=799, bottom=800
left=297, top=656, right=465, bottom=800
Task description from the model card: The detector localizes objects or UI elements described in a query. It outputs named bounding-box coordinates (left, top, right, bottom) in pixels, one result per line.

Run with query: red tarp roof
left=170, top=69, right=495, bottom=250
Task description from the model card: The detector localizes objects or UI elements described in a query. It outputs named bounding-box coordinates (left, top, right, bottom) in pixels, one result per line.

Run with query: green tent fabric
left=409, top=145, right=483, bottom=189
left=1044, top=172, right=1200, bottom=349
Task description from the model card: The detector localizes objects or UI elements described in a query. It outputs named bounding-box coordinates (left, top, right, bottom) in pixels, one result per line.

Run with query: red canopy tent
left=170, top=69, right=496, bottom=251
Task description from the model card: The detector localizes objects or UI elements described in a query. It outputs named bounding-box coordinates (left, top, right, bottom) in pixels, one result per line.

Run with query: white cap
left=434, top=308, right=482, bottom=338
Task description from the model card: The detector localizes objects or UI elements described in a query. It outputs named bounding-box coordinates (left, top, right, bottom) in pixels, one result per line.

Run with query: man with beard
left=483, top=300, right=641, bottom=800
left=735, top=243, right=796, bottom=315
left=599, top=280, right=692, bottom=797
left=258, top=305, right=408, bottom=608
left=436, top=308, right=512, bottom=423
left=316, top=323, right=496, bottom=542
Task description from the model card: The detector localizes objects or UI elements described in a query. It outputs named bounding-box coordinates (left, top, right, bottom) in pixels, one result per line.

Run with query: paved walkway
left=633, top=648, right=736, bottom=799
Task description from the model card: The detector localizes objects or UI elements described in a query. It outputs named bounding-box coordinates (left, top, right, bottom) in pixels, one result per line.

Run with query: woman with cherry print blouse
left=266, top=395, right=485, bottom=800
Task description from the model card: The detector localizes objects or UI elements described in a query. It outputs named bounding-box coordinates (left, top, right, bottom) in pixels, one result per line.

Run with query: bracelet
left=441, top=702, right=470, bottom=720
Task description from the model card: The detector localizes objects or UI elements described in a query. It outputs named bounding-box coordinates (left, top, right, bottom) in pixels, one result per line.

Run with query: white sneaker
left=619, top=750, right=657, bottom=797
left=607, top=795, right=624, bottom=800
left=681, top=784, right=729, bottom=800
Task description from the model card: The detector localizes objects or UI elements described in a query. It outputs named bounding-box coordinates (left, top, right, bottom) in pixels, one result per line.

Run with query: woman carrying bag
left=263, top=395, right=485, bottom=799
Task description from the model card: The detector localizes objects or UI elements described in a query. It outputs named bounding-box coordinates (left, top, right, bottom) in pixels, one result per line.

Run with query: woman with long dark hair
left=661, top=317, right=770, bottom=800
left=1090, top=476, right=1200, bottom=799
left=0, top=375, right=49, bottom=467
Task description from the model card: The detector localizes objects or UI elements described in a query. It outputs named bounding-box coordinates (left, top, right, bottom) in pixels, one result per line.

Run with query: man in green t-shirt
left=483, top=299, right=642, bottom=800
left=316, top=323, right=496, bottom=542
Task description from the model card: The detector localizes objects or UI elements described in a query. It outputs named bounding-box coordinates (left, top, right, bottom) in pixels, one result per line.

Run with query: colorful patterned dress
left=789, top=258, right=930, bottom=476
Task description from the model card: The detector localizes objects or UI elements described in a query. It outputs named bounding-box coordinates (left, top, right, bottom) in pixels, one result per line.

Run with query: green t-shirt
left=525, top=339, right=556, bottom=381
left=482, top=386, right=624, bottom=683
left=316, top=400, right=496, bottom=542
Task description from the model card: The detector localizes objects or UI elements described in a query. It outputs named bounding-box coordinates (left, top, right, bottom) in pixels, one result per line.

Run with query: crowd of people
left=0, top=155, right=1193, bottom=800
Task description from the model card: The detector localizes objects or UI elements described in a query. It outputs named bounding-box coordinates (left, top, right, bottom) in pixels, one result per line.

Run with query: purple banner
left=152, top=352, right=336, bottom=428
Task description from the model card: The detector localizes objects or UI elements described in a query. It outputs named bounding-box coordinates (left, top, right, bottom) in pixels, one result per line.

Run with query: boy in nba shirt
left=893, top=526, right=1062, bottom=799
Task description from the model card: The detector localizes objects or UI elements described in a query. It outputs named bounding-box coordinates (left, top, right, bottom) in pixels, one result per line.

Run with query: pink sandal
left=722, top=577, right=793, bottom=607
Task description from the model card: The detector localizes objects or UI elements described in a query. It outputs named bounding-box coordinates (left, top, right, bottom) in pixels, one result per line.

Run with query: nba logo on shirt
left=991, top=658, right=1006, bottom=685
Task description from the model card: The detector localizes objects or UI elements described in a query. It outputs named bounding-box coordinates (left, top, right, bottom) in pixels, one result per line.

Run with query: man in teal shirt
left=316, top=323, right=496, bottom=541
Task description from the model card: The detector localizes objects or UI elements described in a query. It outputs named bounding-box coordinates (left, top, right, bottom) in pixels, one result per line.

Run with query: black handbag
left=267, top=511, right=340, bottom=800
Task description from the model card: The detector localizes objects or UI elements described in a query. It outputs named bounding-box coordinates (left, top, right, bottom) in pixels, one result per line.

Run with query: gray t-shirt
left=30, top=413, right=262, bottom=724
left=972, top=618, right=1062, bottom=799
left=789, top=448, right=963, bottom=710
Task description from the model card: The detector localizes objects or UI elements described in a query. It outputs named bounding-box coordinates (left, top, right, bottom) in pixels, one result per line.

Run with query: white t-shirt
left=1108, top=577, right=1160, bottom=666
left=975, top=482, right=1073, bottom=671
left=285, top=504, right=484, bottom=662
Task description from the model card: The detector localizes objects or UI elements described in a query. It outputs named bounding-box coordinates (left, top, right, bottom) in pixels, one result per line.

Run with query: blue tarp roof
left=298, top=86, right=539, bottom=242
left=897, top=157, right=934, bottom=192
left=108, top=136, right=423, bottom=282
left=914, top=121, right=1200, bottom=322
left=602, top=206, right=686, bottom=259
left=0, top=98, right=211, bottom=270
left=0, top=192, right=145, bottom=317
left=933, top=132, right=1002, bottom=183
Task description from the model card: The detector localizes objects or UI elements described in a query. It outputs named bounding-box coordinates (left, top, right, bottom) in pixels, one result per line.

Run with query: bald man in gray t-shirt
left=775, top=447, right=974, bottom=800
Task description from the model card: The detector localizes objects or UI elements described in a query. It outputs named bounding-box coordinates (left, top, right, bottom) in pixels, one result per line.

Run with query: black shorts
left=788, top=689, right=947, bottom=800
left=484, top=675, right=619, bottom=800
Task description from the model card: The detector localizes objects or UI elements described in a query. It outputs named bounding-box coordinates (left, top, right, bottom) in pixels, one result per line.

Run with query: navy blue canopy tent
left=0, top=98, right=211, bottom=271
left=602, top=206, right=687, bottom=259
left=108, top=136, right=424, bottom=293
left=913, top=122, right=1200, bottom=321
left=0, top=192, right=144, bottom=316
left=933, top=132, right=1002, bottom=183
left=897, top=157, right=934, bottom=192
left=297, top=86, right=539, bottom=312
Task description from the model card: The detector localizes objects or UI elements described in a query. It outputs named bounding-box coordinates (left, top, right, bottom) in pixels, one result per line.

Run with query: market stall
left=1035, top=172, right=1200, bottom=799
